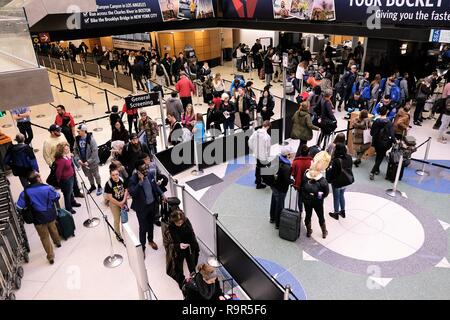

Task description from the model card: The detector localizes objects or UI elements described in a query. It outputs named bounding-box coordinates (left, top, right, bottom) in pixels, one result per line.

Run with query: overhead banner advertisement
left=222, top=0, right=450, bottom=27
left=81, top=0, right=215, bottom=28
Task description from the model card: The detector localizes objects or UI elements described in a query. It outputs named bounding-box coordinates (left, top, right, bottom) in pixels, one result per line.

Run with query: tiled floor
left=2, top=62, right=449, bottom=300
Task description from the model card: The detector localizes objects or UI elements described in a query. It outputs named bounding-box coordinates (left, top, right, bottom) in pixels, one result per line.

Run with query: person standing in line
left=111, top=119, right=130, bottom=143
left=393, top=105, right=411, bottom=140
left=167, top=112, right=184, bottom=146
left=248, top=120, right=272, bottom=190
left=43, top=124, right=68, bottom=168
left=54, top=142, right=80, bottom=215
left=182, top=104, right=196, bottom=131
left=183, top=263, right=225, bottom=301
left=291, top=144, right=313, bottom=214
left=342, top=65, right=358, bottom=109
left=220, top=93, right=236, bottom=135
left=437, top=96, right=450, bottom=144
left=73, top=124, right=103, bottom=195
left=192, top=113, right=205, bottom=144
left=369, top=106, right=395, bottom=180
left=414, top=78, right=432, bottom=126
left=138, top=111, right=159, bottom=154
left=162, top=53, right=174, bottom=86
left=151, top=57, right=170, bottom=87
left=128, top=160, right=165, bottom=254
left=317, top=89, right=337, bottom=150
left=352, top=110, right=372, bottom=167
left=291, top=101, right=320, bottom=146
left=54, top=105, right=76, bottom=151
left=120, top=132, right=151, bottom=177
left=16, top=172, right=61, bottom=265
left=257, top=89, right=275, bottom=122
left=326, top=143, right=354, bottom=220
left=4, top=133, right=39, bottom=188
left=121, top=100, right=139, bottom=134
left=132, top=58, right=147, bottom=92
left=10, top=106, right=33, bottom=145
left=269, top=146, right=293, bottom=229
left=264, top=48, right=274, bottom=86
left=235, top=87, right=252, bottom=131
left=166, top=209, right=200, bottom=289
left=301, top=151, right=331, bottom=239
left=166, top=91, right=184, bottom=122
left=400, top=73, right=410, bottom=108
left=104, top=168, right=129, bottom=238
left=212, top=73, right=225, bottom=96
left=176, top=71, right=196, bottom=111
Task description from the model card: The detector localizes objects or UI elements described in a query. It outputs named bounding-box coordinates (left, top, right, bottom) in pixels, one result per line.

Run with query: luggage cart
left=0, top=250, right=16, bottom=300
left=0, top=246, right=20, bottom=291
left=0, top=226, right=23, bottom=289
left=0, top=220, right=29, bottom=264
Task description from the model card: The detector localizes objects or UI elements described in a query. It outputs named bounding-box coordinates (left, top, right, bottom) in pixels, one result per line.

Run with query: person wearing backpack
left=120, top=133, right=151, bottom=177
left=104, top=167, right=129, bottom=239
left=301, top=151, right=331, bottom=239
left=326, top=143, right=354, bottom=220
left=16, top=171, right=61, bottom=265
left=369, top=106, right=395, bottom=180
left=414, top=78, right=432, bottom=126
left=400, top=73, right=410, bottom=107
left=167, top=111, right=184, bottom=146
left=152, top=58, right=170, bottom=87
left=437, top=96, right=450, bottom=144
left=342, top=65, right=358, bottom=110
left=317, top=89, right=337, bottom=150
left=372, top=95, right=397, bottom=121
left=220, top=93, right=236, bottom=135
left=4, top=133, right=39, bottom=188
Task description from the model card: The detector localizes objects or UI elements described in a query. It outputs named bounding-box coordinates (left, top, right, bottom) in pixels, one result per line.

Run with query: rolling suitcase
left=279, top=186, right=301, bottom=242
left=56, top=208, right=76, bottom=240
left=385, top=147, right=405, bottom=183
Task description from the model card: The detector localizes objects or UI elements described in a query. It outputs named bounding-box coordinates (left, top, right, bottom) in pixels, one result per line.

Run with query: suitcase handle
left=287, top=184, right=299, bottom=211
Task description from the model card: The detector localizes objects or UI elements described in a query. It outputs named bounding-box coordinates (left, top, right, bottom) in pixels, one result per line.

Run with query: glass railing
left=0, top=8, right=38, bottom=73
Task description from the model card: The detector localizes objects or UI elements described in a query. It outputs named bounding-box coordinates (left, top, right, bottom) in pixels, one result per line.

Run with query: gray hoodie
left=165, top=96, right=184, bottom=122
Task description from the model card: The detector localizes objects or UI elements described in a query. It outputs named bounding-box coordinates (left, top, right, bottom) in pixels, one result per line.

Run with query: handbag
left=120, top=205, right=129, bottom=224
left=46, top=162, right=60, bottom=189
left=338, top=159, right=355, bottom=187
left=20, top=189, right=34, bottom=224
left=363, top=122, right=372, bottom=144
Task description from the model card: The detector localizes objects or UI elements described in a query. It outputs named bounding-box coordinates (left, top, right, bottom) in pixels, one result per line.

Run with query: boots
left=306, top=223, right=312, bottom=238
left=320, top=223, right=328, bottom=239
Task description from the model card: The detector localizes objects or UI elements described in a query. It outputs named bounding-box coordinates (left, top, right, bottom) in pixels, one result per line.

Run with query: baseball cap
left=48, top=124, right=61, bottom=132
left=77, top=124, right=88, bottom=132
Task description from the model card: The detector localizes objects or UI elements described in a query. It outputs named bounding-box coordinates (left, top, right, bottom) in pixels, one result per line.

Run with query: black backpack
left=378, top=121, right=393, bottom=149
left=156, top=64, right=164, bottom=77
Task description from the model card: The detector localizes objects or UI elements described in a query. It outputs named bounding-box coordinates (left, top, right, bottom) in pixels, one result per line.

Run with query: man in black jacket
left=318, top=89, right=337, bottom=149
left=235, top=87, right=252, bottom=131
left=132, top=61, right=146, bottom=92
left=120, top=133, right=150, bottom=177
left=344, top=91, right=368, bottom=119
left=369, top=107, right=395, bottom=180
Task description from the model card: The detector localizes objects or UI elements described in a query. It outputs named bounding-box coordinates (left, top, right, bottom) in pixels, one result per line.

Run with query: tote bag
left=363, top=122, right=372, bottom=145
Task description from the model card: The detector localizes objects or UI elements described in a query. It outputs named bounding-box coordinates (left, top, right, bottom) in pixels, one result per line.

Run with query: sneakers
left=148, top=241, right=158, bottom=250
left=438, top=137, right=448, bottom=144
left=71, top=202, right=81, bottom=208
left=369, top=173, right=375, bottom=180
left=339, top=210, right=346, bottom=218
left=256, top=184, right=267, bottom=189
left=87, top=186, right=96, bottom=194
left=414, top=121, right=422, bottom=126
left=329, top=212, right=339, bottom=220
left=96, top=187, right=103, bottom=196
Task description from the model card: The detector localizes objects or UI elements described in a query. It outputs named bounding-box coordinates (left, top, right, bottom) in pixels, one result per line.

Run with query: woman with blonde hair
left=54, top=142, right=79, bottom=214
left=182, top=104, right=196, bottom=131
left=212, top=73, right=225, bottom=96
left=183, top=262, right=225, bottom=300
left=301, top=151, right=331, bottom=238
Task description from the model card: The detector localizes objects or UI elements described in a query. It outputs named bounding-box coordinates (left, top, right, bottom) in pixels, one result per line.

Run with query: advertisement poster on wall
left=223, top=0, right=450, bottom=27
left=81, top=0, right=215, bottom=28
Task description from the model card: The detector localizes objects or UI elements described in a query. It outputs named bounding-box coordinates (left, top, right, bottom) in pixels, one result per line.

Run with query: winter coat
left=4, top=143, right=39, bottom=177
left=326, top=155, right=354, bottom=188
left=352, top=117, right=371, bottom=147
left=166, top=97, right=184, bottom=122
left=291, top=156, right=312, bottom=189
left=291, top=110, right=319, bottom=141
left=393, top=108, right=410, bottom=136
left=73, top=133, right=100, bottom=167
left=272, top=156, right=292, bottom=194
left=176, top=76, right=196, bottom=98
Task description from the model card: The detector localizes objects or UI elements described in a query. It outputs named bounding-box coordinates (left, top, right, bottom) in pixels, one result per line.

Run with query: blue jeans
left=332, top=186, right=346, bottom=213
left=270, top=187, right=287, bottom=227
left=60, top=176, right=75, bottom=212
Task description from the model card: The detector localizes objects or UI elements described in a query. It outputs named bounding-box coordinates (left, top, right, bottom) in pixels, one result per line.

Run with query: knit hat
left=77, top=124, right=88, bottom=132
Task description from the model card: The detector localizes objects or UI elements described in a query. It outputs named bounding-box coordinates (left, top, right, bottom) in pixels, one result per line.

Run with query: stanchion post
left=104, top=89, right=111, bottom=114
left=102, top=215, right=123, bottom=268
left=416, top=137, right=431, bottom=176
left=158, top=91, right=169, bottom=150
left=97, top=64, right=103, bottom=83
left=80, top=181, right=100, bottom=228
left=57, top=72, right=64, bottom=92
left=60, top=58, right=66, bottom=73
left=280, top=53, right=288, bottom=146
left=131, top=74, right=137, bottom=94
left=81, top=59, right=87, bottom=78
left=69, top=58, right=74, bottom=75
left=207, top=213, right=220, bottom=268
left=113, top=70, right=118, bottom=88
left=386, top=153, right=406, bottom=198
left=283, top=285, right=292, bottom=300
left=73, top=77, right=80, bottom=99
left=191, top=141, right=204, bottom=176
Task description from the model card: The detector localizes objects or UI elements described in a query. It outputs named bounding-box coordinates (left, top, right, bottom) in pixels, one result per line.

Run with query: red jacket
left=213, top=97, right=222, bottom=110
left=291, top=156, right=312, bottom=189
left=122, top=103, right=138, bottom=116
left=55, top=112, right=75, bottom=128
left=55, top=157, right=75, bottom=183
left=175, top=75, right=196, bottom=98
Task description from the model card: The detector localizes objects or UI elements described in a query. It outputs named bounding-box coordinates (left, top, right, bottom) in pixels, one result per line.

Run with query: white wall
left=236, top=29, right=279, bottom=49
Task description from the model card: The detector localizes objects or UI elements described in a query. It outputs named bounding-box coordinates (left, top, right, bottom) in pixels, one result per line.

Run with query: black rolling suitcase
left=98, top=140, right=112, bottom=165
left=279, top=185, right=301, bottom=242
left=56, top=208, right=76, bottom=240
left=385, top=147, right=405, bottom=183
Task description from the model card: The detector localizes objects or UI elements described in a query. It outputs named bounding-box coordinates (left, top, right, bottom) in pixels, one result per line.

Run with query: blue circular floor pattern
left=255, top=257, right=307, bottom=300
left=401, top=160, right=450, bottom=194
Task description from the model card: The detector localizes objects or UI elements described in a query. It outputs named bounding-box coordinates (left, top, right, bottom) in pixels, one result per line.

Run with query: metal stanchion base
left=74, top=114, right=82, bottom=119
left=1, top=124, right=12, bottom=128
left=93, top=128, right=103, bottom=132
left=103, top=254, right=123, bottom=268
left=36, top=114, right=46, bottom=118
left=279, top=141, right=289, bottom=146
left=207, top=256, right=221, bottom=268
left=83, top=217, right=100, bottom=228
left=385, top=189, right=403, bottom=198
left=415, top=170, right=429, bottom=176
left=33, top=149, right=39, bottom=153
left=191, top=169, right=204, bottom=176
